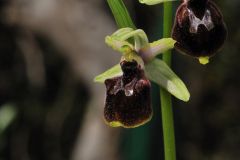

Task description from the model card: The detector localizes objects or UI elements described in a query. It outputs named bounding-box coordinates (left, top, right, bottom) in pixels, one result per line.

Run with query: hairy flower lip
left=104, top=60, right=152, bottom=128
left=172, top=0, right=227, bottom=58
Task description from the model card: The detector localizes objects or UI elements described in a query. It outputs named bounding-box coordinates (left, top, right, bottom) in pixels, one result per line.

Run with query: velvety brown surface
left=172, top=0, right=227, bottom=57
left=104, top=60, right=152, bottom=127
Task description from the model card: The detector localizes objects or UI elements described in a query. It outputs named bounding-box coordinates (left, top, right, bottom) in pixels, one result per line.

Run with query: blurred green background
left=0, top=0, right=239, bottom=160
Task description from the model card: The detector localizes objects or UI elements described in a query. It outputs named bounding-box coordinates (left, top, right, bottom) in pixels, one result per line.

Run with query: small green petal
left=147, top=38, right=176, bottom=58
left=105, top=28, right=149, bottom=55
left=105, top=36, right=134, bottom=53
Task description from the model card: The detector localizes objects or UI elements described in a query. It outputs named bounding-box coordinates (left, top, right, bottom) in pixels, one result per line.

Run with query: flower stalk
left=160, top=2, right=176, bottom=160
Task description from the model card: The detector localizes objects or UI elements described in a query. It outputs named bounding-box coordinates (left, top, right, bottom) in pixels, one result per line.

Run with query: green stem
left=107, top=0, right=136, bottom=29
left=160, top=2, right=176, bottom=160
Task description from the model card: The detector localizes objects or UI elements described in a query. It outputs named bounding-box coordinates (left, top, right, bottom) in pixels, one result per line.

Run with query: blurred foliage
left=0, top=104, right=17, bottom=134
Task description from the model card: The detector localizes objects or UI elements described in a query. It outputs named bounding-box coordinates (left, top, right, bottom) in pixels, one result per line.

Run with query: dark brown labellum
left=104, top=60, right=152, bottom=128
left=172, top=0, right=227, bottom=58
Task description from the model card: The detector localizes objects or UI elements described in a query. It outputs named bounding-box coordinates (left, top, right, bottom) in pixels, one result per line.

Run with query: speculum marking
left=188, top=9, right=214, bottom=33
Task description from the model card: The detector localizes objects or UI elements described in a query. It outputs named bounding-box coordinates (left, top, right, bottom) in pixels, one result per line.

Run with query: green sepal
left=145, top=59, right=190, bottom=102
left=94, top=64, right=122, bottom=83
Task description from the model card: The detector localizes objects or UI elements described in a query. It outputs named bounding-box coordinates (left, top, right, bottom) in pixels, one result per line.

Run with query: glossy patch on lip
left=104, top=60, right=152, bottom=128
left=188, top=9, right=214, bottom=33
left=172, top=0, right=227, bottom=58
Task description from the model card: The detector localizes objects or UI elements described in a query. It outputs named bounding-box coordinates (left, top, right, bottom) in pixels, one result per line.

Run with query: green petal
left=94, top=64, right=122, bottom=83
left=145, top=59, right=190, bottom=102
left=145, top=38, right=176, bottom=58
left=106, top=28, right=149, bottom=54
left=105, top=35, right=134, bottom=53
left=139, top=0, right=176, bottom=5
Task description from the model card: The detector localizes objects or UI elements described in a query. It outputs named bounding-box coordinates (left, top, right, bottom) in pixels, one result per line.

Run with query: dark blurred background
left=0, top=0, right=239, bottom=160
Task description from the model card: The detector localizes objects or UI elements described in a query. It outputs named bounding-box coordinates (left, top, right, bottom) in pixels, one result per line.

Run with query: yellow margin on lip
left=198, top=57, right=210, bottom=65
left=103, top=112, right=153, bottom=128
